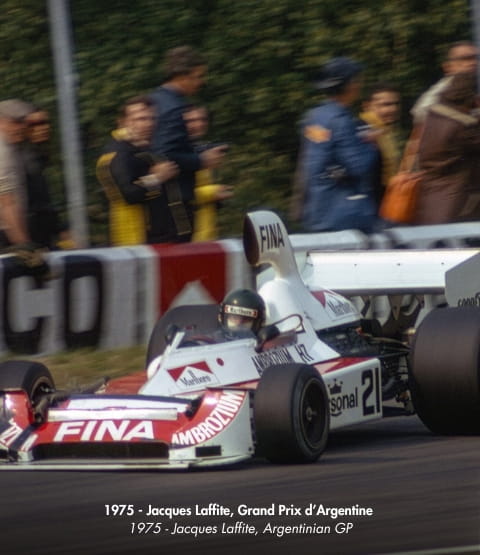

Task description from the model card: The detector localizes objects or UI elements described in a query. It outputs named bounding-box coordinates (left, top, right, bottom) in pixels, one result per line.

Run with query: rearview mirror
left=255, top=324, right=280, bottom=352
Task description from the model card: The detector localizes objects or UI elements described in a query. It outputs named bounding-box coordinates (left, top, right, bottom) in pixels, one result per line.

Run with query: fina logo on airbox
left=259, top=223, right=285, bottom=252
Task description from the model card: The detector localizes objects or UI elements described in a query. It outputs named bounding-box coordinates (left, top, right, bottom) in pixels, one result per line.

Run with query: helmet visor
left=223, top=304, right=258, bottom=331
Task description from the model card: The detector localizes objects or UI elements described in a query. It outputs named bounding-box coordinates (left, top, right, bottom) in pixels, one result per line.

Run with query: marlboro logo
left=168, top=361, right=218, bottom=388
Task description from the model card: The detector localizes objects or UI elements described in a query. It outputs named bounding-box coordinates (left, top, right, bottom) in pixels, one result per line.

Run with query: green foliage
left=0, top=1, right=473, bottom=240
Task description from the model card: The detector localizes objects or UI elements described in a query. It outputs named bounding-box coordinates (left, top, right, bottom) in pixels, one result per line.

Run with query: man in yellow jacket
left=183, top=105, right=233, bottom=241
left=97, top=96, right=179, bottom=245
left=360, top=83, right=402, bottom=205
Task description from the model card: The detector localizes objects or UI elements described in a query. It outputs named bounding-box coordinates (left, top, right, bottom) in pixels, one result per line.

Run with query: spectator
left=183, top=105, right=233, bottom=241
left=0, top=99, right=32, bottom=247
left=411, top=41, right=478, bottom=125
left=0, top=99, right=52, bottom=278
left=22, top=107, right=75, bottom=249
left=360, top=82, right=402, bottom=204
left=150, top=46, right=227, bottom=241
left=96, top=95, right=179, bottom=245
left=297, top=57, right=379, bottom=233
left=415, top=72, right=480, bottom=224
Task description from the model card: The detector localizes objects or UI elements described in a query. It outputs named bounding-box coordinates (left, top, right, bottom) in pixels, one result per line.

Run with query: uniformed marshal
left=295, top=57, right=380, bottom=234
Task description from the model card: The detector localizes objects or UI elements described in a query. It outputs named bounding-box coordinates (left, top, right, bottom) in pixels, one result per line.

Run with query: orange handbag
left=379, top=126, right=424, bottom=224
left=379, top=170, right=423, bottom=224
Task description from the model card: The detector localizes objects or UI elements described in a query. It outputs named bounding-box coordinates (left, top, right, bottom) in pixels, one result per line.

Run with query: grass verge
left=1, top=345, right=146, bottom=390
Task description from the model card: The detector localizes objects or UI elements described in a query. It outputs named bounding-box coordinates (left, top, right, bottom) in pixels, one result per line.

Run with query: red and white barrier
left=0, top=241, right=247, bottom=356
left=1, top=220, right=479, bottom=355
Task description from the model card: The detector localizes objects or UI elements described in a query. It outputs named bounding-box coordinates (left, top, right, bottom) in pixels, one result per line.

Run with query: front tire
left=0, top=360, right=55, bottom=405
left=254, top=363, right=329, bottom=463
left=410, top=307, right=480, bottom=434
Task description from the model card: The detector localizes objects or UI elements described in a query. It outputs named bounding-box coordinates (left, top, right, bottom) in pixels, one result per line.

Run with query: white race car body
left=3, top=209, right=473, bottom=470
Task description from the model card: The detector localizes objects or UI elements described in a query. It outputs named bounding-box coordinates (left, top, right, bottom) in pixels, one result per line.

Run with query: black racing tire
left=410, top=307, right=480, bottom=435
left=146, top=304, right=219, bottom=366
left=254, top=363, right=329, bottom=463
left=0, top=360, right=55, bottom=405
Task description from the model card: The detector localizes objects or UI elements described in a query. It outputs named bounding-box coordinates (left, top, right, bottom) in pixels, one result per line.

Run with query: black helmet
left=219, top=289, right=266, bottom=334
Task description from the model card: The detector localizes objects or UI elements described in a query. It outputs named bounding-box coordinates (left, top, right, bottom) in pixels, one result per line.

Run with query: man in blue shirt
left=150, top=46, right=226, bottom=241
left=298, top=57, right=380, bottom=233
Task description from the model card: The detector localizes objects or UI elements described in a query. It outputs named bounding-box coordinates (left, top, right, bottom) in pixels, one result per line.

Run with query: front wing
left=0, top=388, right=254, bottom=470
left=0, top=356, right=393, bottom=470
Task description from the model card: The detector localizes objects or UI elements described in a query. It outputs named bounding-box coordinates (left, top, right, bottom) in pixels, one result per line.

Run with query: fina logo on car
left=259, top=223, right=285, bottom=252
left=327, top=379, right=359, bottom=417
left=167, top=361, right=218, bottom=388
left=54, top=420, right=154, bottom=442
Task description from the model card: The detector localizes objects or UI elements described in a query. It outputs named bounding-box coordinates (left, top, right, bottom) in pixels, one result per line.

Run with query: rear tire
left=0, top=360, right=55, bottom=405
left=410, top=307, right=480, bottom=434
left=254, top=363, right=329, bottom=463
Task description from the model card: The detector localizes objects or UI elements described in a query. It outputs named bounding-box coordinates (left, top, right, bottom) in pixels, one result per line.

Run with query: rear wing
left=304, top=249, right=478, bottom=296
left=302, top=248, right=479, bottom=330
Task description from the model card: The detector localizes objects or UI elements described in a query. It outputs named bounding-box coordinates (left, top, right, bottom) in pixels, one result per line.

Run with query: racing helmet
left=219, top=289, right=266, bottom=334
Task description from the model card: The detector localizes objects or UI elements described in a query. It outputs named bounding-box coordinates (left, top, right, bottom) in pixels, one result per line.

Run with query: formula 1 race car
left=0, top=210, right=478, bottom=469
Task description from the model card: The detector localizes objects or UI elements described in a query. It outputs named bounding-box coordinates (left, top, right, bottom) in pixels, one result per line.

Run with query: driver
left=219, top=289, right=266, bottom=334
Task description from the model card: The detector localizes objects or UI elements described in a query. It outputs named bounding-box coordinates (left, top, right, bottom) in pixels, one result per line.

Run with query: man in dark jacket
left=97, top=96, right=179, bottom=245
left=298, top=57, right=379, bottom=233
left=22, top=107, right=74, bottom=249
left=150, top=46, right=227, bottom=241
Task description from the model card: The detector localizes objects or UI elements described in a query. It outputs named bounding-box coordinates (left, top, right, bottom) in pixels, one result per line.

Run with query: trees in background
left=0, top=1, right=472, bottom=239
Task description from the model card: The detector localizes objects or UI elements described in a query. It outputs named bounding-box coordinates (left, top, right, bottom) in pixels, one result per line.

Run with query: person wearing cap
left=0, top=99, right=33, bottom=246
left=296, top=57, right=379, bottom=233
